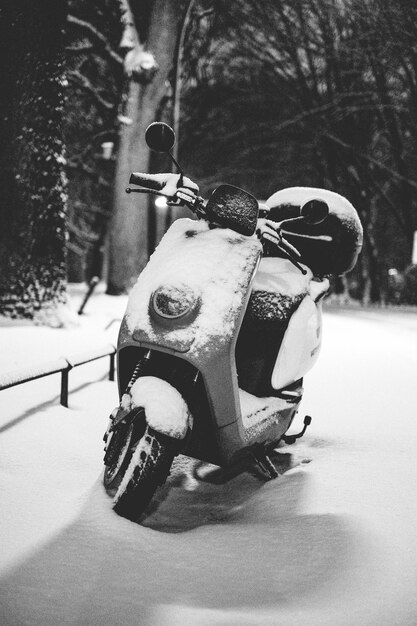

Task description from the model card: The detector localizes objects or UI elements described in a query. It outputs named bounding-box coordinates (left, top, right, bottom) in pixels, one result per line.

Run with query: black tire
left=103, top=408, right=146, bottom=497
left=112, top=423, right=177, bottom=522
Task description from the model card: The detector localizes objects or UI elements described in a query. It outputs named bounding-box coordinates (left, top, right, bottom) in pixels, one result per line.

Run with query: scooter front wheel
left=112, top=422, right=177, bottom=522
left=103, top=408, right=145, bottom=496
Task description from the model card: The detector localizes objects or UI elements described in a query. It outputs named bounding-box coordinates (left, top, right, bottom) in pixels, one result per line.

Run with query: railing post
left=60, top=368, right=69, bottom=407
left=109, top=352, right=115, bottom=381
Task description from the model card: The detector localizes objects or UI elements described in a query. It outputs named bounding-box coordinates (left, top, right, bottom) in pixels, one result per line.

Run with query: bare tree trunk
left=0, top=0, right=70, bottom=325
left=107, top=0, right=182, bottom=294
left=361, top=222, right=381, bottom=304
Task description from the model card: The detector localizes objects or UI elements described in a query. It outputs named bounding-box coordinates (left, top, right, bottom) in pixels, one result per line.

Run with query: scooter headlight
left=151, top=283, right=200, bottom=321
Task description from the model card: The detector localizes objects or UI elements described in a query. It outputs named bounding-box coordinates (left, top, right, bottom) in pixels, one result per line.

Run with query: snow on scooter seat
left=125, top=218, right=262, bottom=356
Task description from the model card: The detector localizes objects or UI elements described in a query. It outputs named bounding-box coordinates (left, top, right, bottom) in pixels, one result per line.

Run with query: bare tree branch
left=67, top=14, right=123, bottom=65
left=68, top=70, right=115, bottom=111
left=324, top=132, right=417, bottom=191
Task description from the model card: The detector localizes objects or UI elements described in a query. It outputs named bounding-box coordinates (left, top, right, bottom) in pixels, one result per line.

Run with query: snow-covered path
left=0, top=305, right=416, bottom=625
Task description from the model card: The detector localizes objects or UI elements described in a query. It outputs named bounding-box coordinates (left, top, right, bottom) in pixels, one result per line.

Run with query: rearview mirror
left=205, top=185, right=259, bottom=236
left=300, top=199, right=329, bottom=225
left=145, top=122, right=176, bottom=153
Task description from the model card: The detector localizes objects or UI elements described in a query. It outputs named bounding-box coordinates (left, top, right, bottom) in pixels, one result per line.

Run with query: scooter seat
left=246, top=289, right=303, bottom=322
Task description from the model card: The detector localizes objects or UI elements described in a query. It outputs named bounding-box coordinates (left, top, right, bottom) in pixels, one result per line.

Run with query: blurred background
left=1, top=0, right=416, bottom=324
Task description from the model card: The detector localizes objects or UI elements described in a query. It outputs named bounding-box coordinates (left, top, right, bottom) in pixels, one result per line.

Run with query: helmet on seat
left=265, top=187, right=363, bottom=276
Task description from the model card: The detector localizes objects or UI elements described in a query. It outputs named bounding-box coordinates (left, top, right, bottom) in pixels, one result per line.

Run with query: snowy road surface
left=0, top=305, right=417, bottom=625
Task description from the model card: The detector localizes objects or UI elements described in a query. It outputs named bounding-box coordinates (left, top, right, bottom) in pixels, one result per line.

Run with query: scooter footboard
left=239, top=387, right=301, bottom=442
left=191, top=349, right=303, bottom=464
left=215, top=385, right=302, bottom=464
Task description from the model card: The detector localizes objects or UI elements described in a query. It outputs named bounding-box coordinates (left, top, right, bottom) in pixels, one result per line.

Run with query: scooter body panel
left=118, top=218, right=278, bottom=462
left=117, top=218, right=311, bottom=464
left=123, top=218, right=261, bottom=358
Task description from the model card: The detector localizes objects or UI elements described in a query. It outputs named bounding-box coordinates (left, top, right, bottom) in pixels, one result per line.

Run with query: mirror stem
left=169, top=151, right=184, bottom=187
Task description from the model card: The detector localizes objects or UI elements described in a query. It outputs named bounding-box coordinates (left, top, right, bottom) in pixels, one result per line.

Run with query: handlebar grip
left=128, top=173, right=164, bottom=191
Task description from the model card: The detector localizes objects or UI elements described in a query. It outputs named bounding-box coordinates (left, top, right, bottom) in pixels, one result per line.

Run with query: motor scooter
left=103, top=122, right=362, bottom=522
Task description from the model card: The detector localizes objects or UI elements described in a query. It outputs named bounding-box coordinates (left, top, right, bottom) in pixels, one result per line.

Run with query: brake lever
left=125, top=186, right=195, bottom=206
left=125, top=185, right=207, bottom=220
left=125, top=187, right=166, bottom=196
left=279, top=236, right=302, bottom=259
left=258, top=222, right=306, bottom=274
left=277, top=244, right=307, bottom=275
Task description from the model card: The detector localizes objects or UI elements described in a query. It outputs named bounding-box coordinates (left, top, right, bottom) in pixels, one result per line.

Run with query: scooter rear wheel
left=112, top=422, right=177, bottom=522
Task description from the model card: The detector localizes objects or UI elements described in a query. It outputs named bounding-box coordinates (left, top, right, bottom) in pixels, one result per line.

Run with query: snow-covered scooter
left=103, top=122, right=363, bottom=522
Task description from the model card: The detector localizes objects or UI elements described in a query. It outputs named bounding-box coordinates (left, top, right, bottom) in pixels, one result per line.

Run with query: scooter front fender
left=128, top=376, right=191, bottom=439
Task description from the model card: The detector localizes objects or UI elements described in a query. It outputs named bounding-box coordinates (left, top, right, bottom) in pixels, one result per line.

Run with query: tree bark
left=107, top=0, right=182, bottom=294
left=0, top=0, right=69, bottom=325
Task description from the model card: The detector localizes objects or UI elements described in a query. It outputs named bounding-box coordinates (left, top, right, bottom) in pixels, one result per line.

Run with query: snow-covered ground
left=0, top=289, right=416, bottom=625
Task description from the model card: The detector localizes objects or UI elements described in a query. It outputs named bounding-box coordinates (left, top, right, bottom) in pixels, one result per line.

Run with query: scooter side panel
left=271, top=296, right=323, bottom=390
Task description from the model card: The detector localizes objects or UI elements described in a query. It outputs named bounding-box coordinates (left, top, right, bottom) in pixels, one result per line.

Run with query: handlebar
left=126, top=172, right=329, bottom=276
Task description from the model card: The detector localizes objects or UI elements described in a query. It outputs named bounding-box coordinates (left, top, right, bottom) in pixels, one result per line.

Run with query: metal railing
left=0, top=343, right=116, bottom=407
